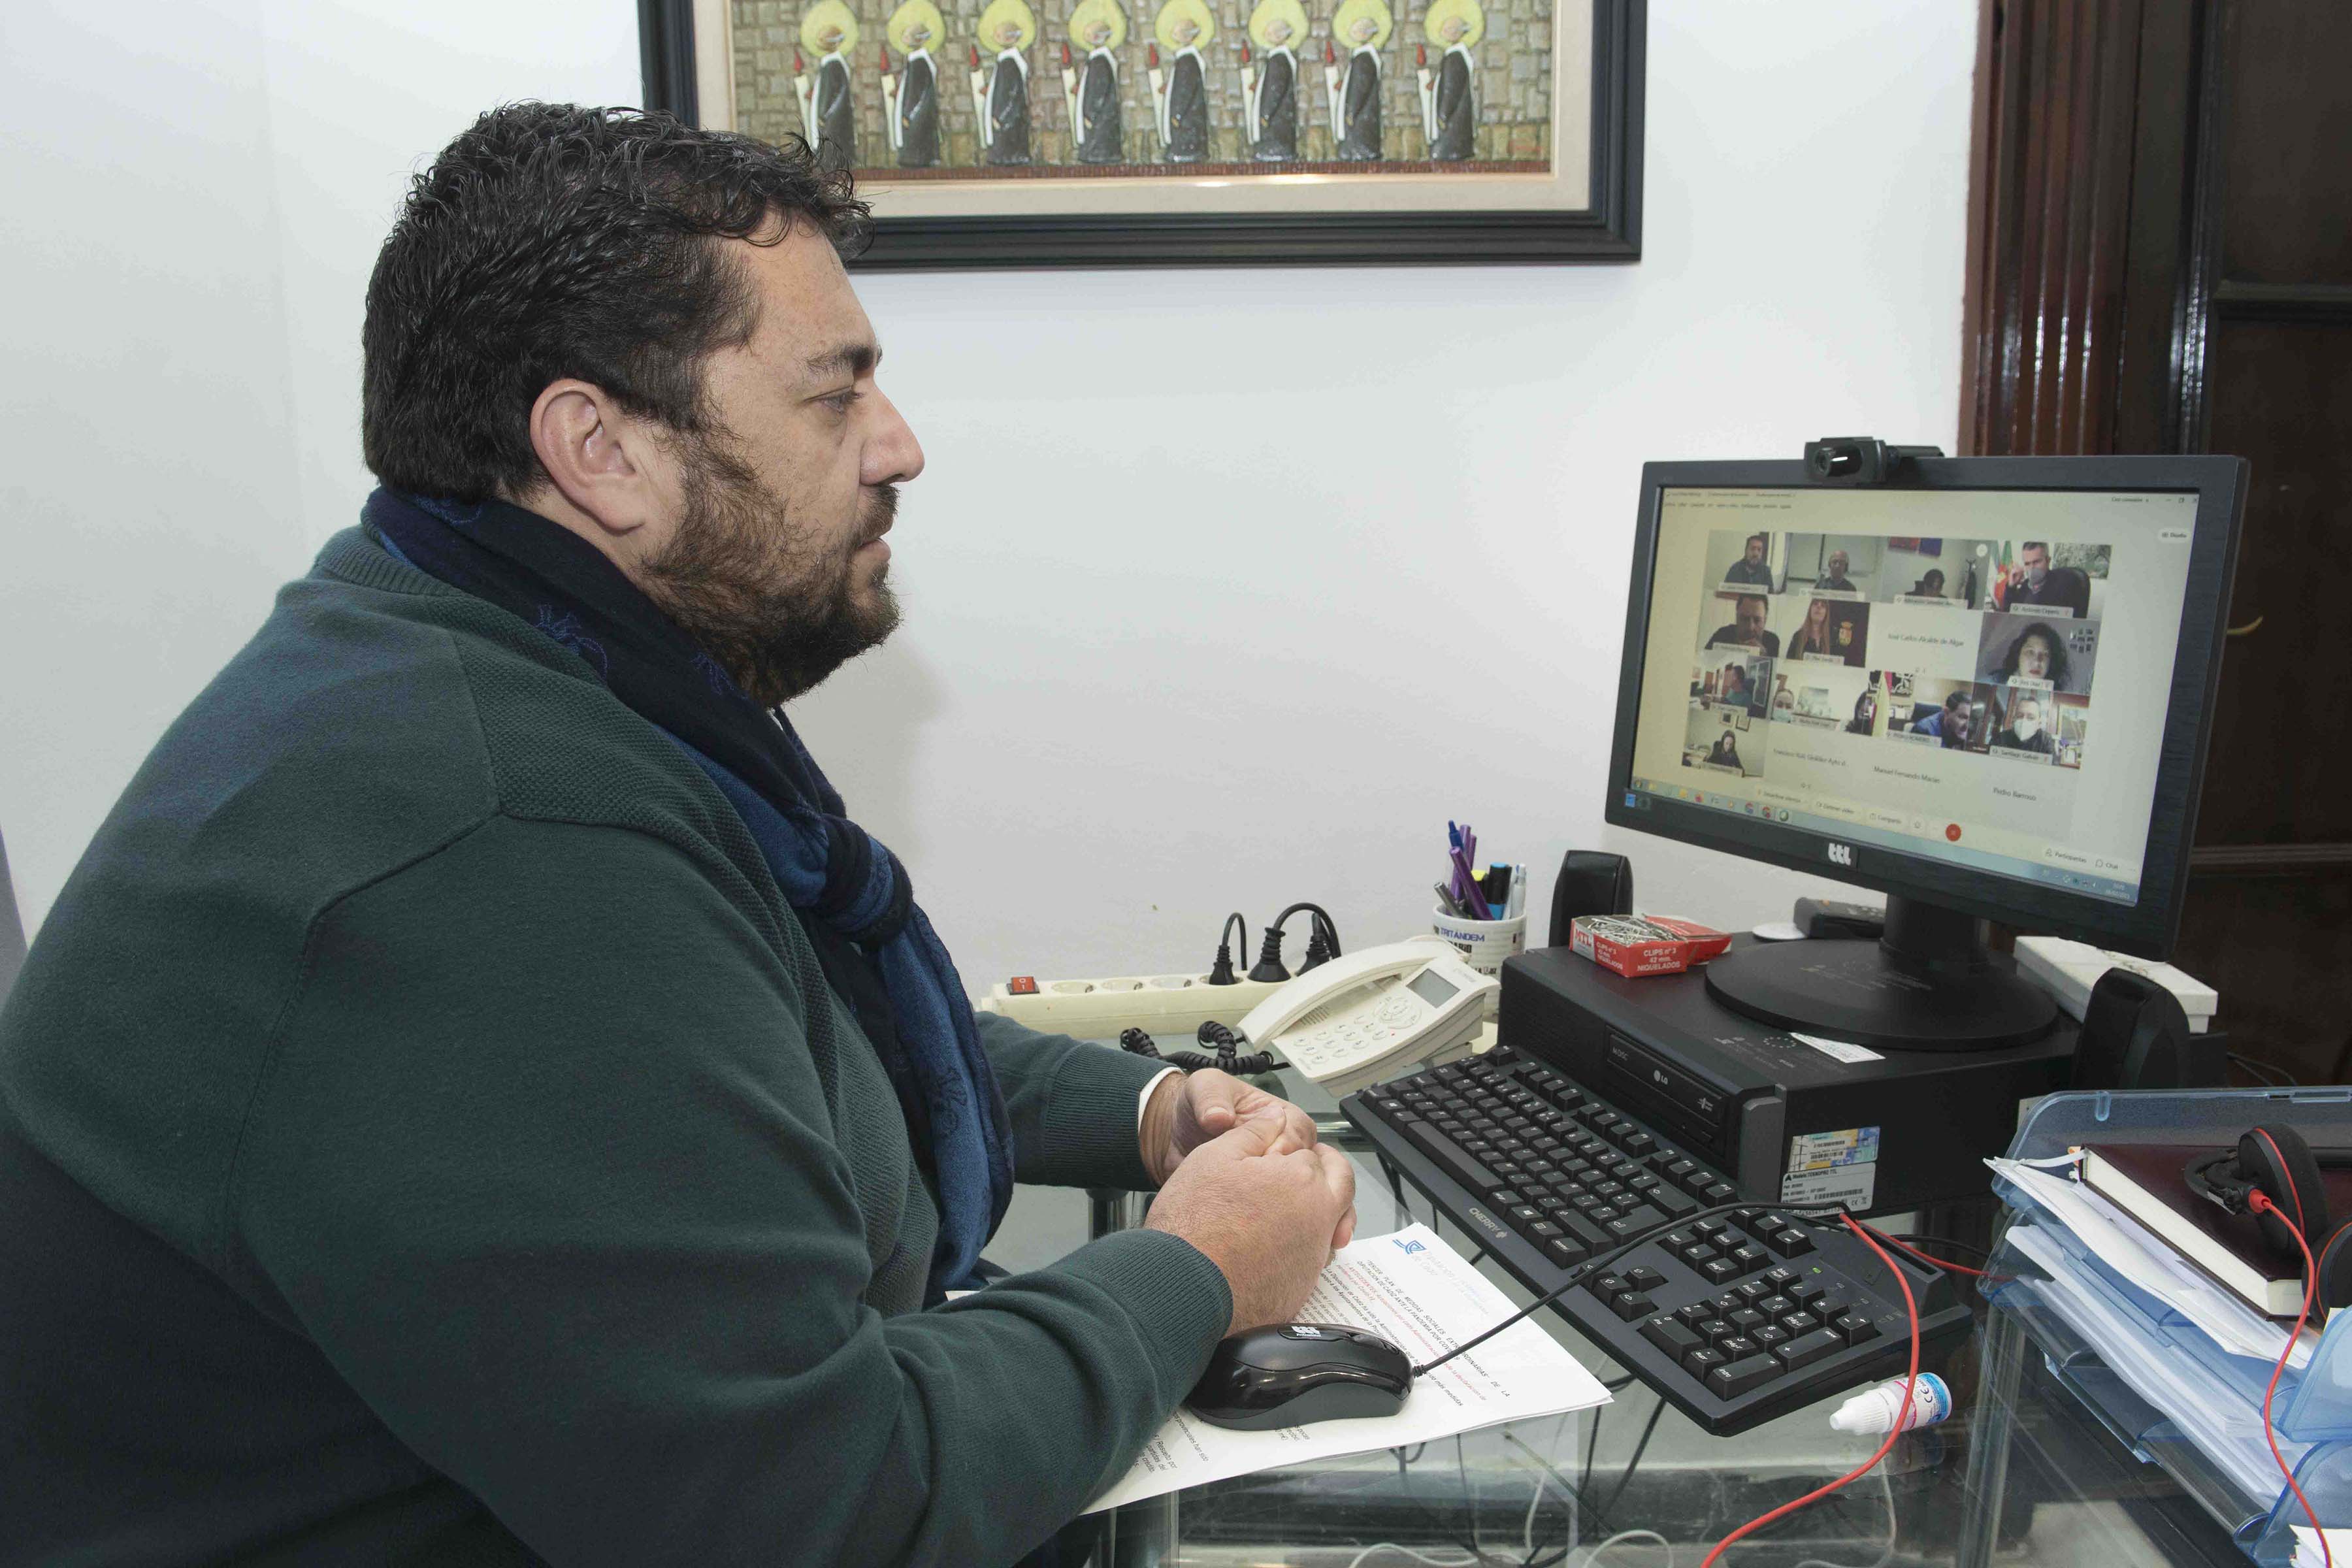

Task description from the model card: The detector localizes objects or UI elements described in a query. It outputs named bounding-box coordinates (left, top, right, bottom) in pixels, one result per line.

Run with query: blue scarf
left=361, top=488, right=1013, bottom=1296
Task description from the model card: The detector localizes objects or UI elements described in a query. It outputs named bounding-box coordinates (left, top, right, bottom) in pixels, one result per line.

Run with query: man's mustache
left=862, top=483, right=899, bottom=542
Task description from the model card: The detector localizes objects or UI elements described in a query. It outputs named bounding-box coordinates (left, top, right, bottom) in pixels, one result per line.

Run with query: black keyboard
left=1343, top=1045, right=1970, bottom=1435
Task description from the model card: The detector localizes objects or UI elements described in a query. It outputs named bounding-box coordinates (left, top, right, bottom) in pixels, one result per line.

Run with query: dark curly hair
left=362, top=104, right=870, bottom=500
left=1995, top=621, right=2071, bottom=689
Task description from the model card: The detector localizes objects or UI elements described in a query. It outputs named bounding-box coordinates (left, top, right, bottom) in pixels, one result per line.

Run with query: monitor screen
left=1622, top=485, right=2202, bottom=907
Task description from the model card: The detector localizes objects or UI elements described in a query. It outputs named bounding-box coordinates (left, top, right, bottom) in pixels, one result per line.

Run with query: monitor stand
left=1702, top=896, right=2056, bottom=1051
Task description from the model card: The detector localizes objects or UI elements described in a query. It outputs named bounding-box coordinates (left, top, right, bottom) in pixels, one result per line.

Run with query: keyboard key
left=1609, top=1161, right=1645, bottom=1181
left=1717, top=1335, right=1758, bottom=1360
left=1770, top=1228, right=1814, bottom=1256
left=1701, top=1318, right=1743, bottom=1347
left=1590, top=1273, right=1631, bottom=1303
left=1642, top=1316, right=1705, bottom=1360
left=1401, top=1122, right=1509, bottom=1197
left=1620, top=1132, right=1657, bottom=1155
left=1706, top=1353, right=1786, bottom=1399
left=1813, top=1291, right=1853, bottom=1320
left=1650, top=1186, right=1699, bottom=1217
left=1625, top=1266, right=1667, bottom=1293
left=1607, top=1207, right=1668, bottom=1241
left=1757, top=1295, right=1795, bottom=1318
left=1710, top=1292, right=1745, bottom=1316
left=1684, top=1347, right=1727, bottom=1379
left=1559, top=1212, right=1613, bottom=1251
left=1490, top=1190, right=1524, bottom=1209
left=1544, top=1237, right=1592, bottom=1269
left=1612, top=1292, right=1656, bottom=1323
left=1508, top=1205, right=1544, bottom=1226
left=1772, top=1328, right=1846, bottom=1371
left=1752, top=1325, right=1790, bottom=1350
left=1693, top=1218, right=1732, bottom=1241
left=1659, top=1229, right=1697, bottom=1253
left=1728, top=1245, right=1769, bottom=1274
left=1663, top=1158, right=1700, bottom=1184
left=1529, top=1221, right=1563, bottom=1240
left=1735, top=1281, right=1774, bottom=1305
left=1833, top=1313, right=1880, bottom=1345
left=1627, top=1175, right=1661, bottom=1197
left=1701, top=1258, right=1740, bottom=1285
left=1778, top=1311, right=1822, bottom=1337
left=1674, top=1302, right=1714, bottom=1328
left=1701, top=1182, right=1739, bottom=1205
left=1680, top=1243, right=1718, bottom=1267
left=1726, top=1309, right=1766, bottom=1335
left=1763, top=1267, right=1803, bottom=1290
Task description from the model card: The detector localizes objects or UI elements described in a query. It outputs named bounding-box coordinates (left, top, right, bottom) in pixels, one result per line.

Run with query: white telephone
left=1237, top=936, right=1499, bottom=1096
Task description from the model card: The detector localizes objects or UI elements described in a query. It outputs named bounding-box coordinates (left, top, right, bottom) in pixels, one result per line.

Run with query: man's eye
left=821, top=389, right=858, bottom=414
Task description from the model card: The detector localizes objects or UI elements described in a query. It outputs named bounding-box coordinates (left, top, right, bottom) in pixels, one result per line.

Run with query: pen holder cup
left=1431, top=906, right=1526, bottom=1016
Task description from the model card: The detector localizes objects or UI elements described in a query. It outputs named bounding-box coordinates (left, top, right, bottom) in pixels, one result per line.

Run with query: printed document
left=1085, top=1223, right=1612, bottom=1513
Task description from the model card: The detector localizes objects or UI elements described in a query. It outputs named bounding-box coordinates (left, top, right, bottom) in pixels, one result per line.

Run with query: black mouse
left=1183, top=1323, right=1414, bottom=1430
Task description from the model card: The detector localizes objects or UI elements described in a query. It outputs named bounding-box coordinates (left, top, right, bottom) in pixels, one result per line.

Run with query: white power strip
left=976, top=972, right=1291, bottom=1043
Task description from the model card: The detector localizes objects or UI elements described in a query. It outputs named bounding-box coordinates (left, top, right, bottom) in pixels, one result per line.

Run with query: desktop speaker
left=1547, top=852, right=1633, bottom=947
left=2072, top=970, right=2222, bottom=1091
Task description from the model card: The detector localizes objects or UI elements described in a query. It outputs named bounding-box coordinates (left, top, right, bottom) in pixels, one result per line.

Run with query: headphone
left=2181, top=1124, right=2352, bottom=1311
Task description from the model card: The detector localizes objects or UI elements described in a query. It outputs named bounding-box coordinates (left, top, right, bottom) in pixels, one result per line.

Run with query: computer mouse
left=1183, top=1323, right=1414, bottom=1430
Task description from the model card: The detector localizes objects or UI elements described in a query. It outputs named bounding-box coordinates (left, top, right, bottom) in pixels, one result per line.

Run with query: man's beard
left=638, top=436, right=901, bottom=708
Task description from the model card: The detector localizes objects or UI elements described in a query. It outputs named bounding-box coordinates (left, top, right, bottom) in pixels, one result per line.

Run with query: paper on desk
left=2294, top=1526, right=2352, bottom=1563
left=1990, top=1158, right=2317, bottom=1370
left=2004, top=1221, right=2293, bottom=1505
left=1084, top=1223, right=1611, bottom=1514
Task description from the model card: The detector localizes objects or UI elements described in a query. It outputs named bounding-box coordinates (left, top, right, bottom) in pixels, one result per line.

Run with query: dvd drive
left=1601, top=1030, right=1729, bottom=1160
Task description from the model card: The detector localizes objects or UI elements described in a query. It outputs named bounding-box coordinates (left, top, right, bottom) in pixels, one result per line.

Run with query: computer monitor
left=1604, top=453, right=2247, bottom=1051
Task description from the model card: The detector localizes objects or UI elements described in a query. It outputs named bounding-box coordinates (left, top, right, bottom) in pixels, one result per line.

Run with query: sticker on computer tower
left=1781, top=1126, right=1882, bottom=1209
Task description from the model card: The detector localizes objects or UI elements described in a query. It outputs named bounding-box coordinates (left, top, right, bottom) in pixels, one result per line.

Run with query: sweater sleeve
left=975, top=1009, right=1169, bottom=1190
left=228, top=816, right=1230, bottom=1568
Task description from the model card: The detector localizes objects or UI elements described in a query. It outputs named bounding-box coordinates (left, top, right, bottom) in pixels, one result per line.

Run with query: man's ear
left=525, top=378, right=664, bottom=543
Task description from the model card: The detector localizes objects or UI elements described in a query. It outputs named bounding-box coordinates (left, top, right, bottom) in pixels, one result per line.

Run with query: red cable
left=1698, top=1215, right=1919, bottom=1568
left=2249, top=1190, right=2331, bottom=1568
left=1861, top=1224, right=1999, bottom=1283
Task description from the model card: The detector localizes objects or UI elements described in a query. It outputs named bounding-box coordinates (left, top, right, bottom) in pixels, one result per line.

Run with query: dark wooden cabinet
left=1962, top=0, right=2352, bottom=1084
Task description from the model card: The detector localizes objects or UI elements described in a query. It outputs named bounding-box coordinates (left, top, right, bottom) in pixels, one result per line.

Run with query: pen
left=1434, top=881, right=1464, bottom=918
left=1507, top=863, right=1526, bottom=919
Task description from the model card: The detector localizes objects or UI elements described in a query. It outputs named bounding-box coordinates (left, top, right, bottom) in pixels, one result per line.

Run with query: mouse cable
left=1696, top=1214, right=1919, bottom=1568
left=1408, top=1199, right=1852, bottom=1379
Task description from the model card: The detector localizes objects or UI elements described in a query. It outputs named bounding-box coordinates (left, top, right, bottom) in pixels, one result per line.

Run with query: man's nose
left=863, top=387, right=925, bottom=487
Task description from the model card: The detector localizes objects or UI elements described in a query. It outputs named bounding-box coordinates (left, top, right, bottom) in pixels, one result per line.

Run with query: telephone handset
left=1237, top=936, right=1500, bottom=1096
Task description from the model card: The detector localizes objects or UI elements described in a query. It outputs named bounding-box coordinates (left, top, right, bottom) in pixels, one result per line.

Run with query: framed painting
left=643, top=0, right=1641, bottom=267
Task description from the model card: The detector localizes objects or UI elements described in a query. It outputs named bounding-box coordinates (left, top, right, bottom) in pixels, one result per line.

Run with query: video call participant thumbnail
left=1990, top=688, right=2057, bottom=757
left=1909, top=688, right=1982, bottom=750
left=1993, top=540, right=2091, bottom=618
left=1785, top=596, right=1869, bottom=668
left=1977, top=614, right=2096, bottom=696
left=1723, top=532, right=1776, bottom=588
left=1704, top=593, right=1780, bottom=657
left=1814, top=548, right=1860, bottom=595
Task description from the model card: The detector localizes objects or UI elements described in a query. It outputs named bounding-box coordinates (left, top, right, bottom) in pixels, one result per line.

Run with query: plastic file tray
left=1987, top=1087, right=2352, bottom=1567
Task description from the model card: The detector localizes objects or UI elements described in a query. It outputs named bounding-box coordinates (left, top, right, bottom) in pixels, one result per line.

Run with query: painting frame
left=645, top=0, right=1641, bottom=269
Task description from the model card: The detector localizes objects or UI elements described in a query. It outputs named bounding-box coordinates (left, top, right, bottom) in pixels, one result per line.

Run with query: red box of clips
left=1568, top=914, right=1733, bottom=978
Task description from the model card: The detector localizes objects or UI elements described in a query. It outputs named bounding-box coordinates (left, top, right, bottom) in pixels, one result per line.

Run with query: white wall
left=2, top=1, right=1971, bottom=992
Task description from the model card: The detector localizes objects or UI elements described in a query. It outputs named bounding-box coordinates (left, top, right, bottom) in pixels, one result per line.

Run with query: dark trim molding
left=639, top=0, right=700, bottom=124
left=2190, top=843, right=2352, bottom=878
left=2210, top=282, right=2352, bottom=325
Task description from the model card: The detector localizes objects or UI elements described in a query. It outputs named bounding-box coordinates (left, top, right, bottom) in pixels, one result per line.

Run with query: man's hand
left=1139, top=1068, right=1317, bottom=1186
left=1144, top=1117, right=1358, bottom=1335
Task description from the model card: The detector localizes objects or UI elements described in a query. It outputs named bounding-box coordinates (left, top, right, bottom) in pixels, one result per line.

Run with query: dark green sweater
left=0, top=528, right=1231, bottom=1567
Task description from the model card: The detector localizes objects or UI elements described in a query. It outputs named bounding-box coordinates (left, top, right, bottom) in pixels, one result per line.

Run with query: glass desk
left=1082, top=1069, right=2251, bottom=1568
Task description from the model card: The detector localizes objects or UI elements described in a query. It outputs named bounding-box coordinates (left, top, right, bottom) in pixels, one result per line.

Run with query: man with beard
left=0, top=106, right=1354, bottom=1567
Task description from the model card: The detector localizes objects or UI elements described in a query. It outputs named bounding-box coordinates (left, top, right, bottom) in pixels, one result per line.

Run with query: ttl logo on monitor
left=1827, top=843, right=1855, bottom=868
